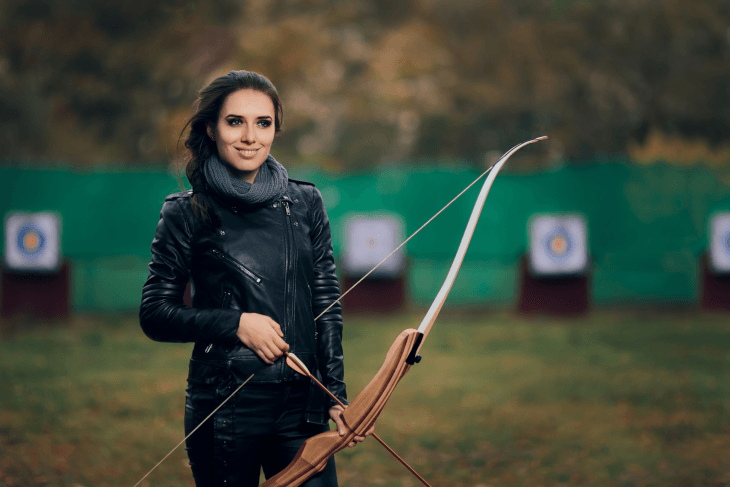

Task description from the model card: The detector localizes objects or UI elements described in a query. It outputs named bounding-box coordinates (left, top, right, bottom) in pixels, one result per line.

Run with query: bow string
left=132, top=136, right=547, bottom=487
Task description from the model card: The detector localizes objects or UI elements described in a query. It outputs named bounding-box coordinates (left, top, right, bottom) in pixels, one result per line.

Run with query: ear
left=206, top=124, right=215, bottom=141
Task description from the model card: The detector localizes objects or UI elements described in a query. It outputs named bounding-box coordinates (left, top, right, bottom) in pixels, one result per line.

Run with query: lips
left=236, top=147, right=259, bottom=157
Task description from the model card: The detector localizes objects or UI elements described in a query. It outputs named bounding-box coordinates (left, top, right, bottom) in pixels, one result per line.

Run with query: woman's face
left=208, top=89, right=276, bottom=183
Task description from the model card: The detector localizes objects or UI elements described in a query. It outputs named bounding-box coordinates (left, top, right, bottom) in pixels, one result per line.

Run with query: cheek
left=216, top=125, right=239, bottom=144
left=214, top=137, right=230, bottom=157
left=261, top=130, right=276, bottom=147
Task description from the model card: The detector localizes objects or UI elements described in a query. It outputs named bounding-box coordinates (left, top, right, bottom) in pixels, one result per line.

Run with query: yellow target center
left=550, top=235, right=567, bottom=255
left=23, top=232, right=39, bottom=250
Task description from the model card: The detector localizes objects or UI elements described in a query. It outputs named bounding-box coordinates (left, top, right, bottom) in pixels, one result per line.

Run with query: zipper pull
left=212, top=249, right=223, bottom=259
left=205, top=343, right=213, bottom=353
left=283, top=201, right=290, bottom=216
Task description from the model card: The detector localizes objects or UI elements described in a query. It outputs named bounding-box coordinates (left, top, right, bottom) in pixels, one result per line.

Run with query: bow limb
left=414, top=136, right=547, bottom=355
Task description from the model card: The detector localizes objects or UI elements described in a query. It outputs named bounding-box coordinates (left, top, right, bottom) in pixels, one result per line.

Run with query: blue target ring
left=541, top=226, right=574, bottom=264
left=16, top=222, right=46, bottom=259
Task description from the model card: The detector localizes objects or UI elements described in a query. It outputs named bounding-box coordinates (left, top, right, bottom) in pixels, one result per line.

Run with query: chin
left=222, top=155, right=267, bottom=180
left=232, top=161, right=265, bottom=173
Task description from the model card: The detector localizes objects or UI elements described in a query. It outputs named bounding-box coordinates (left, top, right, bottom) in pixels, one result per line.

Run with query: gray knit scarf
left=203, top=153, right=289, bottom=206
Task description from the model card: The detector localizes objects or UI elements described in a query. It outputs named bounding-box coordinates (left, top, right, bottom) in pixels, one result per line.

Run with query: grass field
left=1, top=309, right=729, bottom=487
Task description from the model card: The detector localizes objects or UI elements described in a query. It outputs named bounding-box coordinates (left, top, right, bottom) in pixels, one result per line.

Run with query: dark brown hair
left=179, top=70, right=283, bottom=225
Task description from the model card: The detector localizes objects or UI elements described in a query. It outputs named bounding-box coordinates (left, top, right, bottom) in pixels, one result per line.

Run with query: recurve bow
left=132, top=136, right=546, bottom=487
left=259, top=136, right=548, bottom=487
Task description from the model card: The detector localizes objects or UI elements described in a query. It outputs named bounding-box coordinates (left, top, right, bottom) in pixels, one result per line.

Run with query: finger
left=268, top=319, right=284, bottom=337
left=272, top=335, right=290, bottom=353
left=263, top=341, right=283, bottom=359
left=331, top=413, right=346, bottom=436
left=348, top=441, right=356, bottom=448
left=264, top=345, right=283, bottom=361
left=354, top=435, right=365, bottom=442
left=258, top=346, right=276, bottom=364
left=334, top=418, right=346, bottom=436
left=328, top=406, right=341, bottom=420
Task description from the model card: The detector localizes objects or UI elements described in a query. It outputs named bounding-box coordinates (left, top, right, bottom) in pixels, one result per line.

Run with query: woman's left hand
left=329, top=405, right=375, bottom=448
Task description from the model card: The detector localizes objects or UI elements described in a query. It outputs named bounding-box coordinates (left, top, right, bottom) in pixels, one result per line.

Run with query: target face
left=5, top=212, right=61, bottom=271
left=709, top=213, right=730, bottom=273
left=529, top=214, right=588, bottom=276
left=543, top=227, right=574, bottom=263
left=17, top=223, right=46, bottom=258
left=342, top=215, right=405, bottom=278
left=365, top=236, right=379, bottom=249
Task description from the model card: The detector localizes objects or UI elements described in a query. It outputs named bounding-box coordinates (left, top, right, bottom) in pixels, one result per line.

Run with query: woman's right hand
left=236, top=313, right=289, bottom=364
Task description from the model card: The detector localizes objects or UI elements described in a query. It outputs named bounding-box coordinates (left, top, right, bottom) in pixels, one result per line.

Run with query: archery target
left=4, top=212, right=61, bottom=271
left=342, top=215, right=405, bottom=278
left=708, top=213, right=730, bottom=273
left=529, top=214, right=588, bottom=276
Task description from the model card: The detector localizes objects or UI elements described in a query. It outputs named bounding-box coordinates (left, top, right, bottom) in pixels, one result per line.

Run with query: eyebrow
left=225, top=114, right=273, bottom=119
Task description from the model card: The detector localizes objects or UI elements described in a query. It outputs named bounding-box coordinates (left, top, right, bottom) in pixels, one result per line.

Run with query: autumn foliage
left=1, top=0, right=729, bottom=169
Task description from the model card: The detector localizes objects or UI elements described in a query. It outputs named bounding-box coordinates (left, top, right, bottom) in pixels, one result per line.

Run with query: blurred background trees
left=1, top=0, right=729, bottom=170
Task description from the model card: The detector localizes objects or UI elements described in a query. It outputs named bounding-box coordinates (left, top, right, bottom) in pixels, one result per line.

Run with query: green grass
left=1, top=309, right=730, bottom=486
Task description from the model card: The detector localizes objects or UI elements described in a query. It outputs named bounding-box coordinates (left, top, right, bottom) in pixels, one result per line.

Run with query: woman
left=140, top=70, right=364, bottom=486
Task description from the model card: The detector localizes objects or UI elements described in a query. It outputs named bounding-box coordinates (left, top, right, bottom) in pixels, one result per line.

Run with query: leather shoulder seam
left=173, top=197, right=193, bottom=237
left=288, top=178, right=316, bottom=187
left=164, top=189, right=193, bottom=201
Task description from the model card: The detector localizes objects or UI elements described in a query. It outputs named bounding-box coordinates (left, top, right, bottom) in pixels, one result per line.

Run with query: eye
left=227, top=118, right=242, bottom=126
left=257, top=119, right=272, bottom=128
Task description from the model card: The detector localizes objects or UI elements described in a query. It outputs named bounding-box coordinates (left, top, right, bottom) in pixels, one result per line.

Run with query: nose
left=241, top=123, right=255, bottom=143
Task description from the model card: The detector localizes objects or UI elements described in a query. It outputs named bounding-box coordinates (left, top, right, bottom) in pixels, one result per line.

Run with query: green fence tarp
left=2, top=162, right=729, bottom=310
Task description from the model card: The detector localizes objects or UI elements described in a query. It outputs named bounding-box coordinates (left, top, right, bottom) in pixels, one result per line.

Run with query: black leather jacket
left=139, top=179, right=347, bottom=423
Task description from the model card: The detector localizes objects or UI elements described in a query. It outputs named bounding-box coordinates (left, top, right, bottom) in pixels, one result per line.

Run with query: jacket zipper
left=282, top=200, right=296, bottom=360
left=282, top=201, right=291, bottom=338
left=205, top=291, right=232, bottom=354
left=209, top=248, right=262, bottom=284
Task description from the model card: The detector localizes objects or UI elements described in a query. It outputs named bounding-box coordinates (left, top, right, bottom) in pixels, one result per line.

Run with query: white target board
left=4, top=212, right=62, bottom=272
left=342, top=215, right=405, bottom=278
left=708, top=212, right=730, bottom=273
left=529, top=214, right=588, bottom=276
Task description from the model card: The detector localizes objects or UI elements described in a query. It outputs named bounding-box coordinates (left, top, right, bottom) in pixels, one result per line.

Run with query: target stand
left=340, top=274, right=406, bottom=313
left=701, top=213, right=730, bottom=310
left=2, top=212, right=69, bottom=320
left=2, top=263, right=71, bottom=320
left=518, top=214, right=590, bottom=315
left=340, top=215, right=406, bottom=313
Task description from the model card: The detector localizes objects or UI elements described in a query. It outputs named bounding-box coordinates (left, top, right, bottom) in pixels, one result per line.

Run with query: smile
left=236, top=148, right=259, bottom=157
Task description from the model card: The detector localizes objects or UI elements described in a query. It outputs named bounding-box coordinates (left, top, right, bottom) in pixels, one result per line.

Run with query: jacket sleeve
left=309, top=187, right=348, bottom=408
left=139, top=196, right=241, bottom=344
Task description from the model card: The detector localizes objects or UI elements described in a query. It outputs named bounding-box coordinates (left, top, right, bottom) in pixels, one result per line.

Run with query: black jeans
left=184, top=378, right=338, bottom=486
